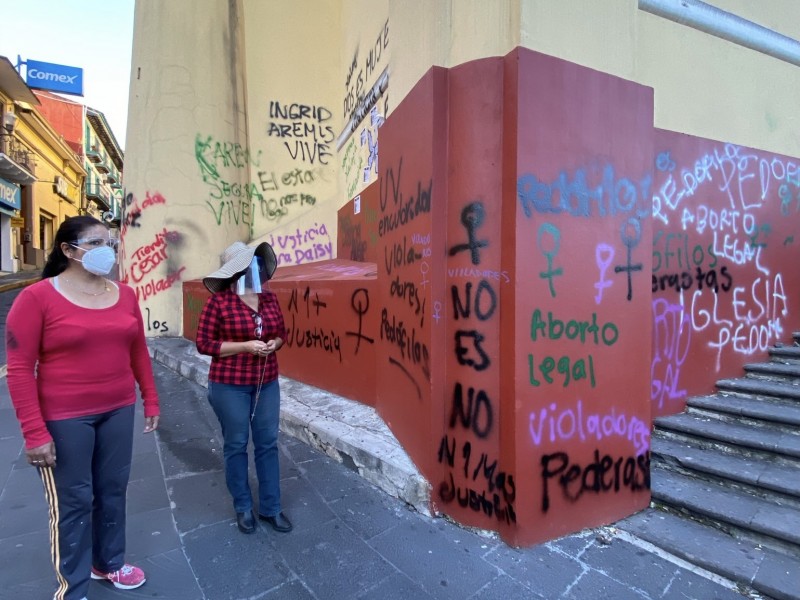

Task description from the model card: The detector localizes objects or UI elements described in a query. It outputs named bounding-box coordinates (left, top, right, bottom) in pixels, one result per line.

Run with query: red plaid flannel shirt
left=195, top=289, right=286, bottom=385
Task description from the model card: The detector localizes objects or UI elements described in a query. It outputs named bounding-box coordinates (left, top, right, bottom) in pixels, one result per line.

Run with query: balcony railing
left=86, top=146, right=102, bottom=163
left=0, top=136, right=36, bottom=181
left=96, top=160, right=110, bottom=174
left=85, top=183, right=110, bottom=209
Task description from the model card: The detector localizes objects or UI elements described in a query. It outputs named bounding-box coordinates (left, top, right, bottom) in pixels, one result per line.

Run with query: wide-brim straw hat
left=203, top=241, right=278, bottom=294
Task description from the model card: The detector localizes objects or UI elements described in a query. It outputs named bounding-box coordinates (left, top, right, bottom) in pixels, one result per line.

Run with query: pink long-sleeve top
left=5, top=278, right=160, bottom=449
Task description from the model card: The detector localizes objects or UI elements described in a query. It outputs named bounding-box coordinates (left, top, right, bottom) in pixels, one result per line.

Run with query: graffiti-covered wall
left=123, top=1, right=252, bottom=334
left=132, top=0, right=800, bottom=547
left=369, top=48, right=655, bottom=547
left=651, top=130, right=799, bottom=416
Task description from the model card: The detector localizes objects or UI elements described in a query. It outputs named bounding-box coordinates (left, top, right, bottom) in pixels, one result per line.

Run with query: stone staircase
left=621, top=333, right=800, bottom=600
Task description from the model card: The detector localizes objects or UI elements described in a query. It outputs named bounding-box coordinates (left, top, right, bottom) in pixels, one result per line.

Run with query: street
left=0, top=283, right=750, bottom=599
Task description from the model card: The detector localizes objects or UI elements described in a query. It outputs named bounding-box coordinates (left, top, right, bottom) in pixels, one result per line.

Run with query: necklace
left=60, top=276, right=110, bottom=296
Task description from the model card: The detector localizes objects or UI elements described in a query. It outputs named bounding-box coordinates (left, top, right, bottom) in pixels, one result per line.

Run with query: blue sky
left=0, top=0, right=135, bottom=149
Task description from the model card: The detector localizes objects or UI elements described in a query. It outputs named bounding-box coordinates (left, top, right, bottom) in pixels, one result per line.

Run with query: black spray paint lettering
left=652, top=266, right=733, bottom=294
left=449, top=383, right=493, bottom=438
left=380, top=308, right=431, bottom=381
left=613, top=217, right=644, bottom=301
left=287, top=287, right=327, bottom=319
left=283, top=314, right=342, bottom=363
left=448, top=202, right=489, bottom=266
left=384, top=235, right=422, bottom=275
left=540, top=450, right=650, bottom=513
left=437, top=435, right=517, bottom=523
left=378, top=159, right=433, bottom=237
left=451, top=280, right=497, bottom=322
left=454, top=330, right=490, bottom=371
left=345, top=288, right=375, bottom=354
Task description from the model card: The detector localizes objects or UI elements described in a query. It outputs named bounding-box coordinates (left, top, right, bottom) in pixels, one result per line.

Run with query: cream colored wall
left=384, top=0, right=800, bottom=158
left=126, top=0, right=250, bottom=334
left=240, top=0, right=342, bottom=265
left=635, top=4, right=800, bottom=156
left=513, top=0, right=800, bottom=157
left=127, top=0, right=800, bottom=333
left=338, top=0, right=390, bottom=204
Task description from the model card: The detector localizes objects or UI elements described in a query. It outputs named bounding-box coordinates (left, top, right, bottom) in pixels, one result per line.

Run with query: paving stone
left=165, top=469, right=232, bottom=533
left=126, top=473, right=171, bottom=516
left=369, top=518, right=504, bottom=600
left=0, top=333, right=765, bottom=600
left=273, top=518, right=397, bottom=599
left=181, top=519, right=293, bottom=600
left=125, top=505, right=183, bottom=563
left=356, top=571, right=434, bottom=599
left=0, top=407, right=22, bottom=439
left=482, top=542, right=586, bottom=598
left=562, top=568, right=649, bottom=600
left=470, top=573, right=545, bottom=600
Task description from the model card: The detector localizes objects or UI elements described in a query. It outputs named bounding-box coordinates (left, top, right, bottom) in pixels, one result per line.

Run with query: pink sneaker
left=90, top=563, right=146, bottom=589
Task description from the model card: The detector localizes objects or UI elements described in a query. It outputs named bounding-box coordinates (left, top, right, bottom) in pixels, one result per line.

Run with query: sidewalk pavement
left=0, top=270, right=41, bottom=294
left=0, top=282, right=756, bottom=599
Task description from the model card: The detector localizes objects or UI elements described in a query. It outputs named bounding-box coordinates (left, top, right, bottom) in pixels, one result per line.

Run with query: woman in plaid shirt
left=196, top=241, right=293, bottom=535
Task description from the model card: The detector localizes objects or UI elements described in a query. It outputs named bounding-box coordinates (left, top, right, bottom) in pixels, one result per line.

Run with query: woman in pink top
left=5, top=216, right=160, bottom=600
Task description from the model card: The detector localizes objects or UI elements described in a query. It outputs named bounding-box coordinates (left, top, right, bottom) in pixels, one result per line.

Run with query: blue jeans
left=208, top=379, right=282, bottom=516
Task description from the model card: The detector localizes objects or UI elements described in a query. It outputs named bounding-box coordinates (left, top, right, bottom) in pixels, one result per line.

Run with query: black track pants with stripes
left=39, top=404, right=134, bottom=600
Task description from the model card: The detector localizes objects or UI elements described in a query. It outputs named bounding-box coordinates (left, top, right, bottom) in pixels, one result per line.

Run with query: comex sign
left=25, top=59, right=83, bottom=96
left=0, top=177, right=21, bottom=211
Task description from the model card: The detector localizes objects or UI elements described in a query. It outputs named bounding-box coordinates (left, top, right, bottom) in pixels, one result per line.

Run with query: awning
left=0, top=153, right=37, bottom=185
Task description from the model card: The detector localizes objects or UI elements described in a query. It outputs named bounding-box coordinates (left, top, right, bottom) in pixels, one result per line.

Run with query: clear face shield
left=233, top=256, right=271, bottom=295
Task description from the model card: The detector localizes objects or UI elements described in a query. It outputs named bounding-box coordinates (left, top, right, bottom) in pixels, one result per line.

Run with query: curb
left=0, top=276, right=41, bottom=294
left=146, top=338, right=433, bottom=516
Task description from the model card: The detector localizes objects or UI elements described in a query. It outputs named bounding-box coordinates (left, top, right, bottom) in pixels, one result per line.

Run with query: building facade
left=35, top=92, right=125, bottom=232
left=0, top=57, right=39, bottom=272
left=126, top=0, right=800, bottom=546
left=84, top=108, right=124, bottom=226
left=0, top=71, right=126, bottom=274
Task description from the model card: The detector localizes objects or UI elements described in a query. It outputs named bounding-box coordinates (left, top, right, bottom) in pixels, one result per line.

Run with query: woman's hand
left=26, top=442, right=56, bottom=468
left=246, top=340, right=270, bottom=356
left=144, top=416, right=160, bottom=433
left=264, top=337, right=283, bottom=353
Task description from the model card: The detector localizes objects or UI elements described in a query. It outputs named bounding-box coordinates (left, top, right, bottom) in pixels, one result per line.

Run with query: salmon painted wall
left=372, top=48, right=653, bottom=546
left=374, top=66, right=447, bottom=482
left=650, top=129, right=799, bottom=416
left=269, top=260, right=378, bottom=407
left=181, top=48, right=654, bottom=546
left=34, top=92, right=83, bottom=156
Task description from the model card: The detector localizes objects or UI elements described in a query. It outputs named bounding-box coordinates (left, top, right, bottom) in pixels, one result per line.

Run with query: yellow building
left=0, top=56, right=85, bottom=271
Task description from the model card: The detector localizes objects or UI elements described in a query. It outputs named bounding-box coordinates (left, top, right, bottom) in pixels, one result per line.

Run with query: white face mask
left=70, top=245, right=117, bottom=276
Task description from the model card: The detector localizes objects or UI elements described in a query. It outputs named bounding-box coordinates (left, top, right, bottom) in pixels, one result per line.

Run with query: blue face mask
left=70, top=245, right=117, bottom=276
left=234, top=256, right=268, bottom=295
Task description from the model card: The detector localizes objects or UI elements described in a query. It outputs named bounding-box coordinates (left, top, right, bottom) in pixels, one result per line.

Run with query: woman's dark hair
left=42, top=215, right=107, bottom=278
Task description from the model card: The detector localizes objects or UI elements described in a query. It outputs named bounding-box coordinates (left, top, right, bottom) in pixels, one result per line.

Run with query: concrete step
left=651, top=436, right=800, bottom=502
left=654, top=412, right=800, bottom=461
left=715, top=377, right=800, bottom=402
left=620, top=508, right=800, bottom=600
left=770, top=345, right=800, bottom=364
left=651, top=467, right=800, bottom=556
left=687, top=393, right=800, bottom=429
left=745, top=361, right=800, bottom=383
